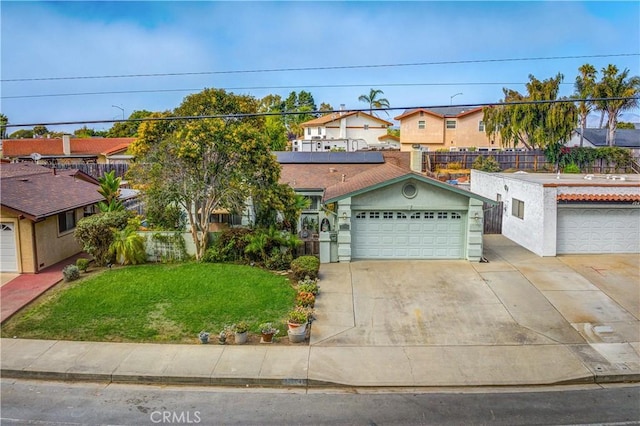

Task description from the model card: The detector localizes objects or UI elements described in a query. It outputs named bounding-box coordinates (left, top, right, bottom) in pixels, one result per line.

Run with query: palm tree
left=573, top=64, right=597, bottom=147
left=358, top=88, right=390, bottom=116
left=593, top=65, right=640, bottom=146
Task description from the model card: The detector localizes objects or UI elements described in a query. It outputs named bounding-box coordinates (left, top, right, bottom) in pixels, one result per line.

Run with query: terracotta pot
left=261, top=332, right=274, bottom=343
left=287, top=322, right=307, bottom=333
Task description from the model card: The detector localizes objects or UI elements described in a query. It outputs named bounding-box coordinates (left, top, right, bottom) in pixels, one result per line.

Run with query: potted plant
left=296, top=291, right=316, bottom=308
left=217, top=328, right=228, bottom=345
left=198, top=331, right=210, bottom=344
left=260, top=322, right=279, bottom=343
left=233, top=321, right=249, bottom=344
left=287, top=308, right=309, bottom=333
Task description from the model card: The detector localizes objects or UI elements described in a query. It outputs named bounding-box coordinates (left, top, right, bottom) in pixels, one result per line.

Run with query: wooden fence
left=424, top=151, right=635, bottom=174
left=52, top=163, right=130, bottom=178
left=483, top=202, right=503, bottom=234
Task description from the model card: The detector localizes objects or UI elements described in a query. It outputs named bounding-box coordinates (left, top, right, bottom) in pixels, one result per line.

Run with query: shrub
left=265, top=248, right=293, bottom=271
left=472, top=155, right=501, bottom=172
left=75, top=258, right=90, bottom=273
left=563, top=163, right=581, bottom=174
left=204, top=228, right=252, bottom=263
left=74, top=210, right=130, bottom=266
left=446, top=162, right=462, bottom=170
left=296, top=277, right=319, bottom=295
left=110, top=222, right=147, bottom=265
left=290, top=256, right=320, bottom=280
left=296, top=291, right=316, bottom=307
left=62, top=264, right=80, bottom=282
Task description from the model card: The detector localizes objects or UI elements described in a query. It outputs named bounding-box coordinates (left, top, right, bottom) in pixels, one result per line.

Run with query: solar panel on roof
left=274, top=151, right=384, bottom=164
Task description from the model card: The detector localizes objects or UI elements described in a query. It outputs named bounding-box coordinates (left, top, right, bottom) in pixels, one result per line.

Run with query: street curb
left=3, top=368, right=638, bottom=388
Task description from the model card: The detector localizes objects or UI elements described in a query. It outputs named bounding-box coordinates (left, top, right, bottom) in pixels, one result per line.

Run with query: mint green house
left=319, top=161, right=494, bottom=263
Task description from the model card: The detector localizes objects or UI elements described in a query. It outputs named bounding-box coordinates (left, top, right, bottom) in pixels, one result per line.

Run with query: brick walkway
left=1, top=254, right=89, bottom=323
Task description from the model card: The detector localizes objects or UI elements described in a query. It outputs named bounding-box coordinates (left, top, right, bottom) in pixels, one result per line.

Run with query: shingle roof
left=577, top=129, right=640, bottom=148
left=0, top=163, right=104, bottom=220
left=323, top=163, right=416, bottom=201
left=2, top=137, right=135, bottom=157
left=280, top=163, right=388, bottom=190
left=557, top=193, right=640, bottom=202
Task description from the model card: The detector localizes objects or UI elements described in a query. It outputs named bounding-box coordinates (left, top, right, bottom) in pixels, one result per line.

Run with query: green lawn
left=2, top=263, right=296, bottom=343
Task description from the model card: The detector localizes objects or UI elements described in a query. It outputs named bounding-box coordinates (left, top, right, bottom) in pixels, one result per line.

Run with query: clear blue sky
left=1, top=1, right=639, bottom=133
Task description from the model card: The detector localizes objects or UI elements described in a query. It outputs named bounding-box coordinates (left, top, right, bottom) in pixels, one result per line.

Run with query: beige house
left=395, top=106, right=500, bottom=152
left=294, top=111, right=392, bottom=152
left=2, top=135, right=135, bottom=164
left=0, top=163, right=103, bottom=273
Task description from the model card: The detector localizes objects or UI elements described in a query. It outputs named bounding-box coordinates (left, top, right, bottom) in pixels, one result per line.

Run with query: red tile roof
left=0, top=163, right=104, bottom=220
left=557, top=193, right=640, bottom=202
left=2, top=137, right=134, bottom=157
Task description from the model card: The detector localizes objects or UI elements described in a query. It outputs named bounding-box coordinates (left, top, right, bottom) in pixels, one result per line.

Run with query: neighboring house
left=293, top=111, right=392, bottom=152
left=395, top=106, right=500, bottom=152
left=470, top=170, right=640, bottom=256
left=1, top=135, right=135, bottom=164
left=278, top=151, right=494, bottom=262
left=0, top=162, right=105, bottom=273
left=567, top=128, right=640, bottom=157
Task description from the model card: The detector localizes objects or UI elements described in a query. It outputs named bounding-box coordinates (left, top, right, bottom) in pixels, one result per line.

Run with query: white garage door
left=352, top=211, right=465, bottom=259
left=557, top=208, right=640, bottom=254
left=0, top=223, right=18, bottom=272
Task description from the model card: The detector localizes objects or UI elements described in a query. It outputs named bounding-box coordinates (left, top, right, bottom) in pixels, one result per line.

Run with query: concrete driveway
left=311, top=235, right=639, bottom=370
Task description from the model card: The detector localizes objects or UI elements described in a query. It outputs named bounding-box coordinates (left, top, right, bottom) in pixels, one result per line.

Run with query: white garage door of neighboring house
left=0, top=223, right=18, bottom=272
left=557, top=207, right=640, bottom=254
left=352, top=211, right=465, bottom=259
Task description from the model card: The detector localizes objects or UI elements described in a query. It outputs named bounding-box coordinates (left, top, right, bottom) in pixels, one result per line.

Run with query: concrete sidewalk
left=1, top=236, right=638, bottom=388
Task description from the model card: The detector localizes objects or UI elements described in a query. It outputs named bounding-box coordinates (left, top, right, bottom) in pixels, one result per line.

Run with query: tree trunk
left=599, top=111, right=605, bottom=129
left=607, top=112, right=617, bottom=147
left=579, top=116, right=586, bottom=147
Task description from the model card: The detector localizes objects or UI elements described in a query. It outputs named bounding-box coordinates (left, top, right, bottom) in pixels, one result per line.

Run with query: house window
left=410, top=212, right=421, bottom=219
left=478, top=121, right=485, bottom=132
left=58, top=210, right=76, bottom=233
left=396, top=212, right=407, bottom=219
left=424, top=212, right=434, bottom=219
left=446, top=120, right=457, bottom=129
left=356, top=212, right=366, bottom=219
left=437, top=212, right=448, bottom=219
left=451, top=212, right=461, bottom=219
left=364, top=124, right=369, bottom=131
left=368, top=212, right=380, bottom=219
left=383, top=211, right=393, bottom=219
left=307, top=128, right=311, bottom=136
left=418, top=120, right=426, bottom=130
left=317, top=127, right=322, bottom=135
left=512, top=198, right=525, bottom=219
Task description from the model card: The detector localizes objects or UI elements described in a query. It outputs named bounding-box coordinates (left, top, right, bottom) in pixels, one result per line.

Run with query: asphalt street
left=1, top=379, right=639, bottom=426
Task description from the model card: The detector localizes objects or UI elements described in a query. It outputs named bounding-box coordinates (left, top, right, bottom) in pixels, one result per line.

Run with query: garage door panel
left=1, top=223, right=18, bottom=272
left=557, top=208, right=640, bottom=254
left=352, top=211, right=465, bottom=259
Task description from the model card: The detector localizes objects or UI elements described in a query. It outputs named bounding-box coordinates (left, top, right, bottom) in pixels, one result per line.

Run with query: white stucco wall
left=471, top=171, right=549, bottom=256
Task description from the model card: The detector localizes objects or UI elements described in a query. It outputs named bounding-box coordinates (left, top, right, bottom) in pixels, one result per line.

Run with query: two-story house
left=293, top=111, right=393, bottom=152
left=395, top=106, right=500, bottom=152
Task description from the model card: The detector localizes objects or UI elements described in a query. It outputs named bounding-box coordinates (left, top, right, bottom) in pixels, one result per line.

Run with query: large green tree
left=573, top=64, right=597, bottom=147
left=358, top=88, right=390, bottom=116
left=0, top=114, right=8, bottom=139
left=128, top=88, right=292, bottom=259
left=74, top=125, right=109, bottom=138
left=259, top=94, right=288, bottom=151
left=483, top=73, right=577, bottom=150
left=107, top=110, right=154, bottom=137
left=283, top=90, right=317, bottom=137
left=593, top=65, right=640, bottom=146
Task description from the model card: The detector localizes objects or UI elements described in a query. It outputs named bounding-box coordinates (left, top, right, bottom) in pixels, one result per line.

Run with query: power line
left=2, top=53, right=637, bottom=83
left=1, top=81, right=575, bottom=100
left=4, top=97, right=637, bottom=129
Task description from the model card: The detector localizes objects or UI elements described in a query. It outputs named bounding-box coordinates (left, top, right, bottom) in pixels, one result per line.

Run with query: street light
left=450, top=93, right=463, bottom=105
left=112, top=105, right=125, bottom=120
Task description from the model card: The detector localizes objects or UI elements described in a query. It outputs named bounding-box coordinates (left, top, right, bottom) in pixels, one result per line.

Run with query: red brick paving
left=1, top=253, right=89, bottom=324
